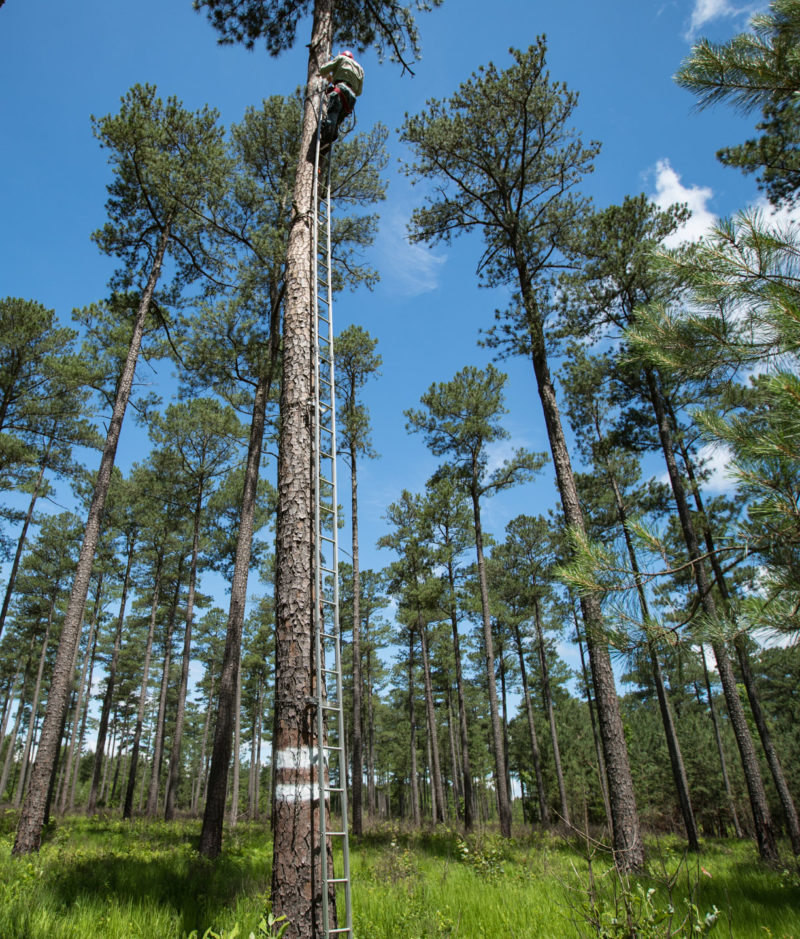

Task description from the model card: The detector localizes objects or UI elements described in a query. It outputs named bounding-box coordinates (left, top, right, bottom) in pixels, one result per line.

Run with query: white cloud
left=376, top=209, right=447, bottom=297
left=650, top=158, right=717, bottom=245
left=696, top=442, right=737, bottom=493
left=687, top=0, right=735, bottom=36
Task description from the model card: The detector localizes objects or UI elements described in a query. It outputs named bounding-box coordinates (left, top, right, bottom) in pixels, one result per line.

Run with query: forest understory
left=0, top=813, right=798, bottom=939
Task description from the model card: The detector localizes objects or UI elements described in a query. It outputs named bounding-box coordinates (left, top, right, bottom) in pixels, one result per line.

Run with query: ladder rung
left=326, top=875, right=348, bottom=881
left=328, top=927, right=351, bottom=934
left=321, top=703, right=340, bottom=711
left=324, top=743, right=343, bottom=752
left=326, top=786, right=344, bottom=793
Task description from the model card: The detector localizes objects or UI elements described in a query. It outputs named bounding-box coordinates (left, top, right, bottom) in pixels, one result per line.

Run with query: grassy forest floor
left=0, top=812, right=798, bottom=938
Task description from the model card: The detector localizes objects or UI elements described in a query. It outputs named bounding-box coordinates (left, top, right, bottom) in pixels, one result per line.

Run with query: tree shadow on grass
left=44, top=849, right=271, bottom=935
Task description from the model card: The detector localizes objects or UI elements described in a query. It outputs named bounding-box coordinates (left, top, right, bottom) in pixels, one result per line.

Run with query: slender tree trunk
left=15, top=607, right=54, bottom=807
left=123, top=557, right=162, bottom=819
left=249, top=677, right=262, bottom=819
left=70, top=621, right=99, bottom=813
left=673, top=426, right=800, bottom=855
left=511, top=618, right=548, bottom=825
left=0, top=456, right=47, bottom=641
left=417, top=612, right=445, bottom=823
left=407, top=627, right=421, bottom=828
left=517, top=285, right=643, bottom=869
left=446, top=690, right=460, bottom=817
left=533, top=600, right=569, bottom=827
left=194, top=667, right=216, bottom=816
left=700, top=647, right=743, bottom=837
left=165, top=487, right=204, bottom=821
left=470, top=476, right=512, bottom=838
left=147, top=572, right=180, bottom=816
left=446, top=562, right=474, bottom=830
left=60, top=574, right=103, bottom=815
left=1, top=649, right=33, bottom=801
left=88, top=536, right=135, bottom=815
left=645, top=366, right=778, bottom=862
left=574, top=612, right=612, bottom=827
left=350, top=449, right=365, bottom=838
left=598, top=432, right=700, bottom=851
left=230, top=660, right=242, bottom=827
left=200, top=290, right=280, bottom=856
left=499, top=644, right=512, bottom=814
left=13, top=220, right=171, bottom=855
left=366, top=642, right=376, bottom=820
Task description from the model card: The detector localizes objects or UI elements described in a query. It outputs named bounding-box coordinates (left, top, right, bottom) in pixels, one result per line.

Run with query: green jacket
left=320, top=54, right=364, bottom=96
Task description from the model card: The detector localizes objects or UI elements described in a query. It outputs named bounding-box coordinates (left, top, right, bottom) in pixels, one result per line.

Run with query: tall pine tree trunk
left=123, top=557, right=162, bottom=819
left=350, top=449, right=365, bottom=837
left=533, top=600, right=569, bottom=827
left=446, top=562, right=474, bottom=830
left=270, top=3, right=338, bottom=934
left=88, top=536, right=135, bottom=815
left=700, top=647, right=743, bottom=837
left=517, top=280, right=643, bottom=870
left=14, top=220, right=171, bottom=855
left=673, top=427, right=800, bottom=855
left=165, top=487, right=203, bottom=821
left=644, top=367, right=777, bottom=862
left=15, top=610, right=53, bottom=807
left=230, top=660, right=242, bottom=827
left=200, top=290, right=280, bottom=856
left=60, top=574, right=103, bottom=815
left=598, top=427, right=699, bottom=851
left=407, top=627, right=421, bottom=827
left=147, top=571, right=181, bottom=816
left=417, top=611, right=445, bottom=823
left=470, top=476, right=512, bottom=838
left=511, top=618, right=548, bottom=824
left=0, top=454, right=48, bottom=641
left=69, top=622, right=99, bottom=813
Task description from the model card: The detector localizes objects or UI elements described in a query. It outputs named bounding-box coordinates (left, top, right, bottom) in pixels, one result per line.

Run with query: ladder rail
left=310, top=84, right=353, bottom=939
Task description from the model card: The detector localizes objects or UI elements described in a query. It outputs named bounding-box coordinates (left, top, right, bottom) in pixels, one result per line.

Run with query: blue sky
left=0, top=0, right=772, bottom=670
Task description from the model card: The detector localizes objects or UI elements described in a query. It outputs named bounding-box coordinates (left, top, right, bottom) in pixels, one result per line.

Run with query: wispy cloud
left=376, top=208, right=447, bottom=297
left=650, top=158, right=717, bottom=245
left=687, top=0, right=735, bottom=37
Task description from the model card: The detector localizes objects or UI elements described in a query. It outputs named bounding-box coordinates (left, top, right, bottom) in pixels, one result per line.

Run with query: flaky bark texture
left=270, top=3, right=337, bottom=935
left=12, top=224, right=169, bottom=855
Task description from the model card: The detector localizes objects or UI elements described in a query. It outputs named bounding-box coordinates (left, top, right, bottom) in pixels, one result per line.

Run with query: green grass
left=0, top=812, right=797, bottom=938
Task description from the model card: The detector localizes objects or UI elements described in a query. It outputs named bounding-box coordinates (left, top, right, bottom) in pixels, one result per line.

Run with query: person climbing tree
left=318, top=50, right=364, bottom=149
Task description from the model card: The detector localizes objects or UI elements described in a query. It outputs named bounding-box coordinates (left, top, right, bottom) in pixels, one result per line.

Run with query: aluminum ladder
left=310, top=102, right=353, bottom=938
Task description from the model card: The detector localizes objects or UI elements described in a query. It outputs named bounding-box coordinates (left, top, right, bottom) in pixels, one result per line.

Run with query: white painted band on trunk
left=274, top=747, right=326, bottom=770
left=274, top=782, right=318, bottom=802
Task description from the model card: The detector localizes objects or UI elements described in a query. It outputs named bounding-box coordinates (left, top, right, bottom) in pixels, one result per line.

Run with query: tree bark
left=672, top=423, right=800, bottom=856
left=13, top=220, right=171, bottom=855
left=407, top=627, right=421, bottom=827
left=270, top=3, right=338, bottom=934
left=147, top=572, right=181, bottom=817
left=470, top=474, right=512, bottom=838
left=165, top=486, right=204, bottom=821
left=88, top=535, right=135, bottom=815
left=123, top=556, right=162, bottom=819
left=533, top=600, right=569, bottom=827
left=518, top=281, right=643, bottom=869
left=60, top=574, right=103, bottom=815
left=417, top=611, right=445, bottom=823
left=598, top=424, right=700, bottom=851
left=350, top=448, right=365, bottom=837
left=200, top=282, right=281, bottom=855
left=446, top=560, right=474, bottom=830
left=0, top=652, right=33, bottom=800
left=194, top=667, right=216, bottom=816
left=700, top=647, right=743, bottom=838
left=511, top=618, right=548, bottom=825
left=69, top=620, right=99, bottom=813
left=0, top=456, right=47, bottom=642
left=230, top=660, right=242, bottom=827
left=644, top=366, right=777, bottom=862
left=14, top=604, right=54, bottom=807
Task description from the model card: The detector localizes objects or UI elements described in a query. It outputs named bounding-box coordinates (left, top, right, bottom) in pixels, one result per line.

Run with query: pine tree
left=405, top=364, right=544, bottom=837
